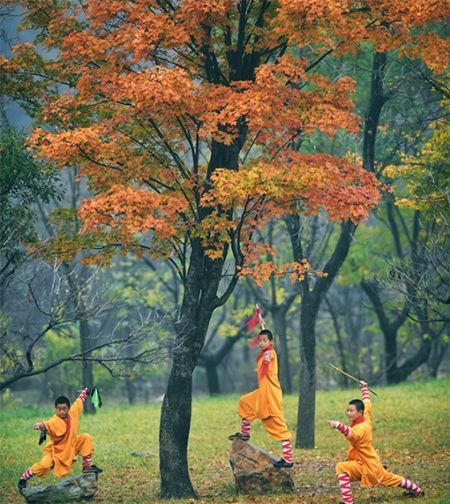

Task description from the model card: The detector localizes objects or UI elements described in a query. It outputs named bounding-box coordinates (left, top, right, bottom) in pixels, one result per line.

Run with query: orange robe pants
left=335, top=401, right=403, bottom=488
left=31, top=397, right=94, bottom=478
left=237, top=348, right=291, bottom=442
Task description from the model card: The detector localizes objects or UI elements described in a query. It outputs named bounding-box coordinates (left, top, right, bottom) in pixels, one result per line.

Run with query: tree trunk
left=159, top=357, right=196, bottom=498
left=294, top=52, right=387, bottom=446
left=289, top=215, right=357, bottom=449
left=272, top=308, right=292, bottom=394
left=198, top=330, right=244, bottom=395
left=159, top=245, right=227, bottom=498
left=206, top=363, right=221, bottom=395
left=362, top=51, right=386, bottom=172
left=296, top=292, right=317, bottom=448
left=126, top=378, right=137, bottom=405
left=361, top=280, right=409, bottom=384
left=325, top=296, right=349, bottom=388
left=80, top=319, right=95, bottom=415
left=428, top=335, right=449, bottom=378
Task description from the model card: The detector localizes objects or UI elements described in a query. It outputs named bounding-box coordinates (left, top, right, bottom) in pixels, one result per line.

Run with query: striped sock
left=281, top=439, right=293, bottom=463
left=338, top=473, right=354, bottom=503
left=400, top=477, right=423, bottom=495
left=20, top=468, right=34, bottom=481
left=241, top=419, right=251, bottom=436
left=82, top=455, right=92, bottom=468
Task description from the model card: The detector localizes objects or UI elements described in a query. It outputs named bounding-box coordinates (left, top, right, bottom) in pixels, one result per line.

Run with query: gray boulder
left=20, top=473, right=98, bottom=503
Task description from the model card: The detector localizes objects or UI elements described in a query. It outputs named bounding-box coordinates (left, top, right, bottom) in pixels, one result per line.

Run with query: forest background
left=1, top=0, right=449, bottom=499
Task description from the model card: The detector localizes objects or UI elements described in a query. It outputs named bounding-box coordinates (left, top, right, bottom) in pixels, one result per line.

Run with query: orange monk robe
left=31, top=397, right=94, bottom=478
left=337, top=401, right=402, bottom=487
left=237, top=347, right=291, bottom=441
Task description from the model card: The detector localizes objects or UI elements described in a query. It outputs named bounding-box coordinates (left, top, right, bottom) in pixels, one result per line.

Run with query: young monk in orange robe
left=18, top=388, right=102, bottom=490
left=229, top=329, right=294, bottom=468
left=329, top=381, right=424, bottom=503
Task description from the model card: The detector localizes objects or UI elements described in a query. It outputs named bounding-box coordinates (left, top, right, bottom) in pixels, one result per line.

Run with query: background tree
left=0, top=259, right=172, bottom=392
left=381, top=70, right=450, bottom=377
left=0, top=126, right=61, bottom=287
left=338, top=54, right=450, bottom=384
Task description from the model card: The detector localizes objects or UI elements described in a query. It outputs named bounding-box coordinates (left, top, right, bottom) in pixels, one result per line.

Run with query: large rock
left=229, top=439, right=295, bottom=494
left=20, top=473, right=98, bottom=504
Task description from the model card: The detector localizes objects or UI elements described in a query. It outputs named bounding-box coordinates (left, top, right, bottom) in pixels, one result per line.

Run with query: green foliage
left=0, top=127, right=62, bottom=268
left=1, top=378, right=449, bottom=503
left=40, top=327, right=80, bottom=360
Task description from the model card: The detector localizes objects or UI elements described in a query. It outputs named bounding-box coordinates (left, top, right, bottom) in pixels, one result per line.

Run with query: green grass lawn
left=1, top=378, right=449, bottom=503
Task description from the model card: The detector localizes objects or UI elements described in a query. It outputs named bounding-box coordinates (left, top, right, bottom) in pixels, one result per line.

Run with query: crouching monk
left=328, top=381, right=424, bottom=503
left=18, top=388, right=102, bottom=490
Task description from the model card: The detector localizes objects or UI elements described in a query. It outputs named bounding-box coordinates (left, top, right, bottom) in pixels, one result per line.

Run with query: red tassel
left=250, top=335, right=260, bottom=348
left=245, top=306, right=262, bottom=332
left=246, top=305, right=266, bottom=348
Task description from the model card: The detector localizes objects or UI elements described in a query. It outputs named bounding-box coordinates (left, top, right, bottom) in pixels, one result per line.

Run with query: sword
left=328, top=363, right=378, bottom=396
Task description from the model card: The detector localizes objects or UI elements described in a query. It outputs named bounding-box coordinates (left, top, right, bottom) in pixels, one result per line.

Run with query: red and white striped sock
left=361, top=387, right=370, bottom=402
left=338, top=473, right=354, bottom=503
left=241, top=419, right=251, bottom=437
left=82, top=455, right=92, bottom=468
left=335, top=421, right=352, bottom=437
left=20, top=468, right=34, bottom=481
left=281, top=439, right=293, bottom=463
left=400, top=477, right=423, bottom=495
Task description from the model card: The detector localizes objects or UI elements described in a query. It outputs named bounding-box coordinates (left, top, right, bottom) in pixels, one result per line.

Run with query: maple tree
left=1, top=0, right=449, bottom=497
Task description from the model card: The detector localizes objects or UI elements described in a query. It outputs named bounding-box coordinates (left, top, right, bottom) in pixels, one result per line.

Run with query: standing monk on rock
left=229, top=328, right=294, bottom=468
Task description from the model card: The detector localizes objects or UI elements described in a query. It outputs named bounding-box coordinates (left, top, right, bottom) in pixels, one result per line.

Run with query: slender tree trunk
left=80, top=319, right=95, bottom=415
left=363, top=51, right=386, bottom=172
left=296, top=292, right=317, bottom=448
left=126, top=378, right=136, bottom=405
left=198, top=330, right=244, bottom=395
left=361, top=280, right=409, bottom=384
left=325, top=296, right=349, bottom=388
left=293, top=52, right=386, bottom=448
left=288, top=213, right=357, bottom=449
left=273, top=308, right=292, bottom=394
left=206, top=364, right=221, bottom=395
left=428, top=335, right=449, bottom=378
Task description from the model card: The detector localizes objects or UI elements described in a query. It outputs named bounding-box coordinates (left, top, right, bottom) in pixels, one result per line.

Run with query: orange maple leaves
left=2, top=0, right=449, bottom=274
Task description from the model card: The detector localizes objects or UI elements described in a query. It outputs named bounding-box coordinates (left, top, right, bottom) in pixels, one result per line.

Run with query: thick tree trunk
left=126, top=378, right=137, bottom=405
left=159, top=244, right=226, bottom=498
left=159, top=359, right=196, bottom=498
left=159, top=303, right=210, bottom=496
